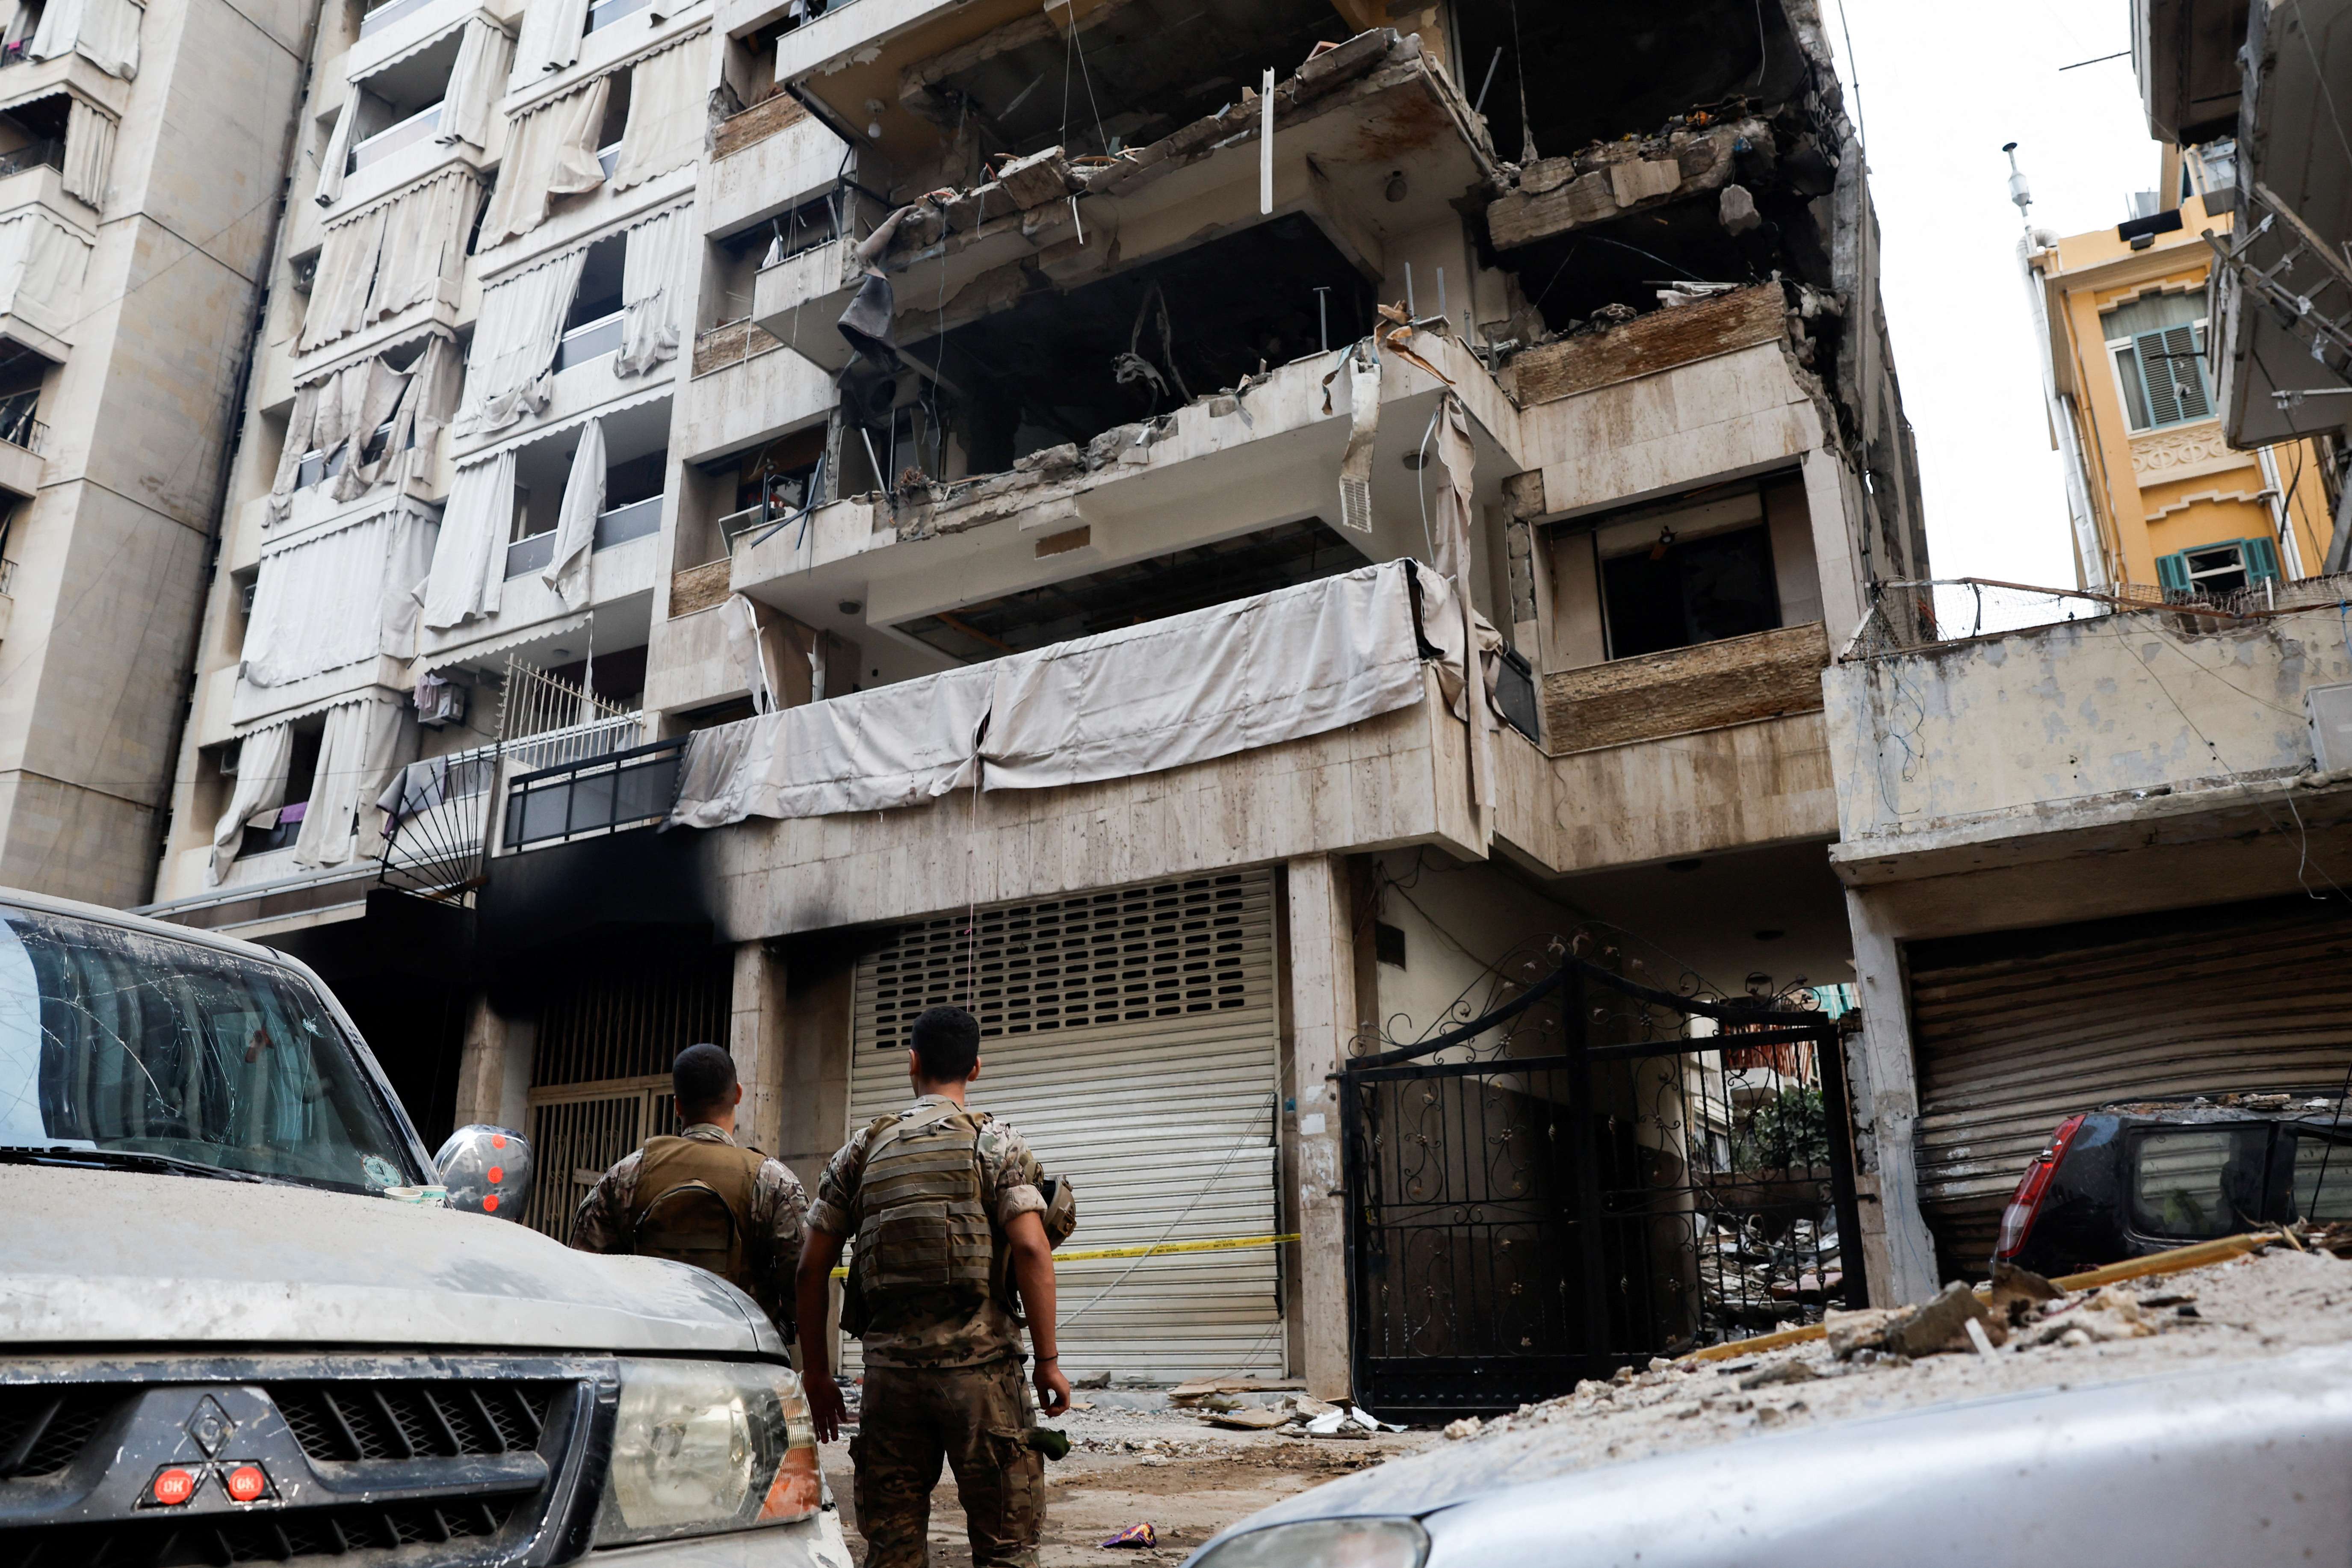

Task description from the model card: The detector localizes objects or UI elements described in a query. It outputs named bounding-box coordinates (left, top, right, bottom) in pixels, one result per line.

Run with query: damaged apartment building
left=136, top=0, right=1925, bottom=1397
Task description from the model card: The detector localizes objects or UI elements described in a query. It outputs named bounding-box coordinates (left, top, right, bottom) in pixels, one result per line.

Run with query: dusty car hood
left=0, top=1166, right=779, bottom=1355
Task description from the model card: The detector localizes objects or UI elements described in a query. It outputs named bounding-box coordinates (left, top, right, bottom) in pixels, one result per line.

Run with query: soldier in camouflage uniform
left=797, top=1006, right=1074, bottom=1568
left=573, top=1042, right=809, bottom=1335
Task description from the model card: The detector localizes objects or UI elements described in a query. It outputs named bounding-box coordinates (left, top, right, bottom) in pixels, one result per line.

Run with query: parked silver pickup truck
left=0, top=886, right=849, bottom=1568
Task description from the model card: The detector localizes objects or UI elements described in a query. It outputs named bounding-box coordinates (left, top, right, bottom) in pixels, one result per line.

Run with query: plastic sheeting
left=544, top=414, right=601, bottom=605
left=668, top=561, right=1451, bottom=829
left=435, top=16, right=515, bottom=149
left=30, top=0, right=139, bottom=80
left=420, top=447, right=516, bottom=629
left=459, top=243, right=586, bottom=431
left=617, top=203, right=686, bottom=376
left=476, top=74, right=607, bottom=249
left=240, top=506, right=438, bottom=692
left=292, top=696, right=411, bottom=869
left=207, top=722, right=292, bottom=886
left=610, top=34, right=702, bottom=191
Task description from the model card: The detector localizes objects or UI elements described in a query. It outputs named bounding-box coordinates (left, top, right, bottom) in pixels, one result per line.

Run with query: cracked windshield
left=0, top=906, right=420, bottom=1192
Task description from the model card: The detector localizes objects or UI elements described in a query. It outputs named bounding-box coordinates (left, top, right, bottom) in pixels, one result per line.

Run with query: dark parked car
left=1994, top=1098, right=2352, bottom=1276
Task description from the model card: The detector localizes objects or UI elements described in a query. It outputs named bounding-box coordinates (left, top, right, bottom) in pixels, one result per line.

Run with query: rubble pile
left=1696, top=1212, right=1843, bottom=1332
left=1417, top=1243, right=2352, bottom=1479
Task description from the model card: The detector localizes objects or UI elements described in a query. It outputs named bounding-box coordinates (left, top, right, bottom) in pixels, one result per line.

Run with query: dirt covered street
left=821, top=1403, right=1430, bottom=1567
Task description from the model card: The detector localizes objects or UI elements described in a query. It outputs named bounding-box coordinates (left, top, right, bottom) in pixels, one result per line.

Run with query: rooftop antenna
left=2003, top=142, right=2033, bottom=220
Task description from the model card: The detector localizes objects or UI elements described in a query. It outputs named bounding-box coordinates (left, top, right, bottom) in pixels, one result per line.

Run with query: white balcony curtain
left=475, top=75, right=607, bottom=249
left=207, top=722, right=293, bottom=886
left=31, top=0, right=139, bottom=80
left=242, top=507, right=436, bottom=689
left=511, top=0, right=588, bottom=82
left=298, top=202, right=388, bottom=351
left=1426, top=391, right=1494, bottom=807
left=292, top=696, right=411, bottom=869
left=313, top=95, right=356, bottom=208
left=0, top=212, right=90, bottom=335
left=617, top=204, right=685, bottom=376
left=458, top=243, right=585, bottom=431
left=373, top=330, right=461, bottom=483
left=545, top=414, right=602, bottom=605
left=60, top=98, right=115, bottom=209
left=435, top=16, right=515, bottom=149
left=267, top=381, right=320, bottom=516
left=421, top=447, right=516, bottom=629
left=612, top=34, right=703, bottom=192
left=327, top=356, right=409, bottom=503
left=364, top=170, right=477, bottom=325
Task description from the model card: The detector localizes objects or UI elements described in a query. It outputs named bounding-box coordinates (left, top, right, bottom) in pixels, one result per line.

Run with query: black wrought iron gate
left=1341, top=959, right=1866, bottom=1421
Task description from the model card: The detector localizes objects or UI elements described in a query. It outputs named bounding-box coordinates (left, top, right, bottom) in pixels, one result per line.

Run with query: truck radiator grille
left=16, top=1495, right=522, bottom=1567
left=0, top=1387, right=125, bottom=1478
left=268, top=1381, right=555, bottom=1462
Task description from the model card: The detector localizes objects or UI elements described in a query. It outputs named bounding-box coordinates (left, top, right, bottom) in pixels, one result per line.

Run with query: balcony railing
left=293, top=419, right=405, bottom=493
left=503, top=497, right=665, bottom=579
left=554, top=309, right=622, bottom=371
left=0, top=556, right=16, bottom=596
left=0, top=390, right=45, bottom=455
left=501, top=735, right=685, bottom=853
left=0, top=139, right=63, bottom=182
left=349, top=102, right=443, bottom=172
left=358, top=0, right=439, bottom=36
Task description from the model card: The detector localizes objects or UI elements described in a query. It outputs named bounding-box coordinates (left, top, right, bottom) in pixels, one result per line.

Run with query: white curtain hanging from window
left=511, top=0, right=588, bottom=82
left=0, top=212, right=90, bottom=335
left=436, top=16, right=516, bottom=148
left=292, top=697, right=412, bottom=869
left=31, top=0, right=140, bottom=80
left=207, top=722, right=293, bottom=886
left=545, top=414, right=603, bottom=606
left=365, top=331, right=461, bottom=490
left=241, top=510, right=428, bottom=690
left=421, top=447, right=517, bottom=629
left=60, top=98, right=114, bottom=209
left=611, top=35, right=703, bottom=191
left=268, top=381, right=322, bottom=517
left=458, top=243, right=586, bottom=431
left=313, top=95, right=356, bottom=208
left=475, top=74, right=608, bottom=249
left=364, top=170, right=478, bottom=325
left=298, top=202, right=388, bottom=351
left=617, top=204, right=686, bottom=376
left=328, top=356, right=410, bottom=502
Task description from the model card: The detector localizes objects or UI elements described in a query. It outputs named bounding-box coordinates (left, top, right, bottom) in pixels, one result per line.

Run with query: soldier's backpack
left=842, top=1101, right=1077, bottom=1335
left=627, top=1135, right=766, bottom=1298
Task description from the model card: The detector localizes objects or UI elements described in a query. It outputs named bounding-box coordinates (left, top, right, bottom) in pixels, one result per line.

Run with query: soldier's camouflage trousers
left=851, top=1359, right=1043, bottom=1568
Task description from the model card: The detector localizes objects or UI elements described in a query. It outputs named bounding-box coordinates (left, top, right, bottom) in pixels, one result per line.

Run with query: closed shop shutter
left=1909, top=897, right=2352, bottom=1276
left=848, top=870, right=1283, bottom=1383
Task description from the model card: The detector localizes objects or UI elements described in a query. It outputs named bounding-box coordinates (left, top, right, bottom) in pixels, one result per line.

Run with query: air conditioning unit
left=219, top=740, right=241, bottom=777
left=2310, top=683, right=2352, bottom=772
left=238, top=579, right=257, bottom=617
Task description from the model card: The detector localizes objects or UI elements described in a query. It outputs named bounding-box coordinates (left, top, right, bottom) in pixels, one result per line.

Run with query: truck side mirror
left=434, top=1124, right=535, bottom=1221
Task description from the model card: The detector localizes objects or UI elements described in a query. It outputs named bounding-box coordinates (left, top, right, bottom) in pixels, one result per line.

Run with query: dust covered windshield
left=0, top=904, right=424, bottom=1192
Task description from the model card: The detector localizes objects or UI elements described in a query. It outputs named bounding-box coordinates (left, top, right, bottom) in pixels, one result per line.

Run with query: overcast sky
left=1820, top=0, right=2165, bottom=588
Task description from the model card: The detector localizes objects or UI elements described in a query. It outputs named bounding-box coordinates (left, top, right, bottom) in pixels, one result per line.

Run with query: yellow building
left=2027, top=142, right=2336, bottom=596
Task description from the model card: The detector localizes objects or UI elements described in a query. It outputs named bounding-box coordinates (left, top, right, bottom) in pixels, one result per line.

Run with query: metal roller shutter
left=1909, top=897, right=2352, bottom=1277
left=848, top=870, right=1284, bottom=1383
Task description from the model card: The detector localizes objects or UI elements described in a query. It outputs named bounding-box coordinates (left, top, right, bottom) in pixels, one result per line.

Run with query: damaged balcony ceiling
left=901, top=0, right=1347, bottom=160
left=754, top=31, right=1495, bottom=373
left=1451, top=0, right=1809, bottom=162
left=894, top=517, right=1368, bottom=658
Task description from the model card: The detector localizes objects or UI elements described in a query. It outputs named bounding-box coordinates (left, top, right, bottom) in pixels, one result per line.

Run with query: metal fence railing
left=1841, top=573, right=2352, bottom=661
left=501, top=737, right=686, bottom=854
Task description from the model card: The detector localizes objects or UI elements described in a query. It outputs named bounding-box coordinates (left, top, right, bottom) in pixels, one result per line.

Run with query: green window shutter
left=2244, top=535, right=2282, bottom=583
left=2169, top=324, right=2213, bottom=421
left=2134, top=329, right=2184, bottom=425
left=2157, top=552, right=2191, bottom=593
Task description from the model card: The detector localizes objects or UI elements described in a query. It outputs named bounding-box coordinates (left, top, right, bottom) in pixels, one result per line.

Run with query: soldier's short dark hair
left=910, top=1006, right=980, bottom=1083
left=673, top=1043, right=738, bottom=1118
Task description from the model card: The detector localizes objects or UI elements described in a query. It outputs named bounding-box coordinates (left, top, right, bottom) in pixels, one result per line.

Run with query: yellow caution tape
left=830, top=1232, right=1300, bottom=1279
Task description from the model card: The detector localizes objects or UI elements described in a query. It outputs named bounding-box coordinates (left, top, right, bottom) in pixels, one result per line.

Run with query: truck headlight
left=1192, top=1519, right=1430, bottom=1568
left=596, top=1359, right=821, bottom=1547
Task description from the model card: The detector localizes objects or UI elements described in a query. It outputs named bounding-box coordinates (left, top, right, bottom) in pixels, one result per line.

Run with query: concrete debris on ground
left=1371, top=1244, right=2352, bottom=1492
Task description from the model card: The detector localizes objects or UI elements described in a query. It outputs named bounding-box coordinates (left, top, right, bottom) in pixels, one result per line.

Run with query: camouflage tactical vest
left=849, top=1102, right=995, bottom=1326
left=627, top=1135, right=765, bottom=1298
